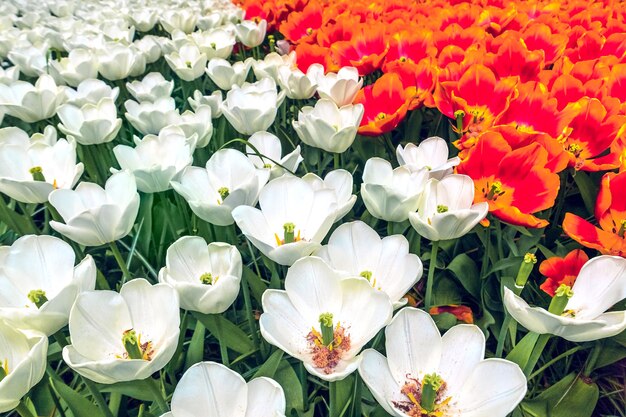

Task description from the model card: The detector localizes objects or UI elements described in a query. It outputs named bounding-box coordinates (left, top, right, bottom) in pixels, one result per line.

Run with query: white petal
left=438, top=325, right=485, bottom=397
left=244, top=377, right=286, bottom=417
left=358, top=349, right=401, bottom=416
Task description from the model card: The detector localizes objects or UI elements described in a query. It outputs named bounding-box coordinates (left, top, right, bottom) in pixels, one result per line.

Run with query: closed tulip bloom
left=172, top=148, right=269, bottom=226
left=0, top=235, right=96, bottom=335
left=317, top=221, right=423, bottom=308
left=97, top=43, right=145, bottom=81
left=221, top=78, right=285, bottom=135
left=49, top=170, right=140, bottom=247
left=0, top=67, right=19, bottom=85
left=0, top=126, right=83, bottom=203
left=124, top=97, right=181, bottom=135
left=235, top=19, right=267, bottom=48
left=49, top=49, right=98, bottom=87
left=173, top=105, right=213, bottom=149
left=396, top=137, right=461, bottom=179
left=361, top=157, right=428, bottom=222
left=126, top=72, right=174, bottom=103
left=504, top=255, right=626, bottom=342
left=165, top=43, right=207, bottom=82
left=277, top=65, right=318, bottom=99
left=129, top=9, right=158, bottom=32
left=292, top=99, right=364, bottom=153
left=0, top=74, right=65, bottom=123
left=246, top=131, right=302, bottom=179
left=7, top=44, right=48, bottom=77
left=113, top=128, right=194, bottom=193
left=160, top=362, right=285, bottom=417
left=205, top=57, right=253, bottom=90
left=252, top=51, right=296, bottom=82
left=188, top=90, right=223, bottom=118
left=57, top=98, right=122, bottom=145
left=359, top=308, right=527, bottom=417
left=62, top=279, right=180, bottom=384
left=261, top=257, right=392, bottom=381
left=302, top=169, right=356, bottom=222
left=158, top=237, right=242, bottom=314
left=160, top=9, right=198, bottom=34
left=63, top=79, right=119, bottom=107
left=314, top=66, right=363, bottom=107
left=232, top=176, right=338, bottom=266
left=0, top=322, right=48, bottom=413
left=409, top=175, right=489, bottom=241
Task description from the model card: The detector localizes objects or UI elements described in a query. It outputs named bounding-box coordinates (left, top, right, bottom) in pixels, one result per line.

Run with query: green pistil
left=27, top=289, right=48, bottom=308
left=319, top=313, right=334, bottom=347
left=421, top=373, right=444, bottom=412
left=218, top=187, right=230, bottom=201
left=548, top=284, right=573, bottom=316
left=29, top=166, right=45, bottom=182
left=283, top=222, right=296, bottom=244
left=200, top=272, right=215, bottom=285
left=122, top=330, right=143, bottom=360
left=436, top=205, right=449, bottom=213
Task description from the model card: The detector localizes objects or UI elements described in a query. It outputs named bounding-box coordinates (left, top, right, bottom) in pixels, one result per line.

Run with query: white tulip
left=190, top=28, right=235, bottom=59
left=361, top=158, right=428, bottom=222
left=0, top=126, right=83, bottom=203
left=397, top=137, right=461, bottom=179
left=172, top=148, right=269, bottom=226
left=314, top=66, right=363, bottom=107
left=0, top=67, right=19, bottom=85
left=158, top=237, right=242, bottom=314
left=160, top=361, right=285, bottom=417
left=113, top=127, right=194, bottom=193
left=126, top=72, right=174, bottom=103
left=172, top=105, right=213, bottom=148
left=129, top=9, right=159, bottom=32
left=234, top=19, right=267, bottom=48
left=164, top=43, right=207, bottom=82
left=246, top=131, right=302, bottom=179
left=251, top=51, right=296, bottom=82
left=0, top=235, right=96, bottom=335
left=160, top=9, right=198, bottom=34
left=124, top=97, right=181, bottom=135
left=232, top=175, right=338, bottom=266
left=0, top=322, right=47, bottom=413
left=134, top=36, right=163, bottom=65
left=261, top=256, right=393, bottom=381
left=49, top=49, right=99, bottom=87
left=221, top=78, right=285, bottom=135
left=188, top=90, right=223, bottom=118
left=504, top=255, right=626, bottom=342
left=0, top=74, right=65, bottom=123
left=317, top=221, right=423, bottom=308
left=57, top=97, right=122, bottom=145
left=277, top=65, right=318, bottom=99
left=63, top=79, right=119, bottom=107
left=7, top=44, right=48, bottom=77
left=409, top=175, right=489, bottom=241
left=302, top=169, right=356, bottom=222
left=62, top=279, right=180, bottom=384
left=97, top=43, right=145, bottom=81
left=359, top=308, right=527, bottom=417
left=292, top=99, right=364, bottom=154
left=49, top=170, right=140, bottom=247
left=205, top=57, right=253, bottom=90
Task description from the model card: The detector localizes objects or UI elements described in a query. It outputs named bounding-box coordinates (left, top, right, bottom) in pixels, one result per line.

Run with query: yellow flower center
left=274, top=222, right=302, bottom=246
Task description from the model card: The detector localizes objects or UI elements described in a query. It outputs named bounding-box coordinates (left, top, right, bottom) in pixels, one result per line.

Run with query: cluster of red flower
left=239, top=0, right=626, bottom=251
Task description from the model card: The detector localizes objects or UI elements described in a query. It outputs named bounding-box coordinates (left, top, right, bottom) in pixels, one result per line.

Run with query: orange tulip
left=539, top=249, right=589, bottom=297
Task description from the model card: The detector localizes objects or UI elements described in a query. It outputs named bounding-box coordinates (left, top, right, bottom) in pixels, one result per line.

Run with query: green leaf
left=521, top=373, right=599, bottom=417
left=195, top=312, right=254, bottom=354
left=253, top=349, right=284, bottom=378
left=243, top=266, right=268, bottom=305
left=506, top=332, right=540, bottom=371
left=274, top=361, right=304, bottom=412
left=572, top=171, right=597, bottom=216
left=184, top=319, right=206, bottom=370
left=485, top=256, right=523, bottom=277
left=100, top=382, right=154, bottom=402
left=49, top=378, right=106, bottom=417
left=447, top=253, right=480, bottom=298
left=590, top=339, right=626, bottom=371
left=432, top=312, right=457, bottom=330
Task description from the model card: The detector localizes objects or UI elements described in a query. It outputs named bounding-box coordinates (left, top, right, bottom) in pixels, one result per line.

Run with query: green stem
left=144, top=377, right=169, bottom=414
left=425, top=240, right=440, bottom=310
left=529, top=345, right=584, bottom=380
left=495, top=314, right=512, bottom=358
left=109, top=241, right=132, bottom=284
left=329, top=381, right=337, bottom=417
left=333, top=153, right=340, bottom=170
left=15, top=401, right=37, bottom=417
left=241, top=266, right=263, bottom=360
left=583, top=341, right=603, bottom=376
left=523, top=334, right=551, bottom=376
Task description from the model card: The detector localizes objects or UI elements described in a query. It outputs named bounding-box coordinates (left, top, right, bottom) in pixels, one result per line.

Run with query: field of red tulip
left=0, top=0, right=625, bottom=416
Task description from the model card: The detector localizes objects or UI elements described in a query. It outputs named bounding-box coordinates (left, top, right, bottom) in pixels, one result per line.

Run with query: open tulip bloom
left=396, top=136, right=461, bottom=179
left=0, top=235, right=96, bottom=336
left=158, top=236, right=242, bottom=314
left=232, top=175, right=338, bottom=266
left=160, top=361, right=285, bottom=417
left=49, top=170, right=140, bottom=247
left=63, top=279, right=180, bottom=384
left=0, top=322, right=48, bottom=413
left=260, top=256, right=393, bottom=381
left=316, top=221, right=423, bottom=308
left=504, top=255, right=626, bottom=342
left=171, top=148, right=269, bottom=226
left=359, top=308, right=527, bottom=417
left=245, top=131, right=302, bottom=179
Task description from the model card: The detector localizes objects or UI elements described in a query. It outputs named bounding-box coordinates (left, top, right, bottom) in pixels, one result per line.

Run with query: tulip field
left=1, top=0, right=626, bottom=416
